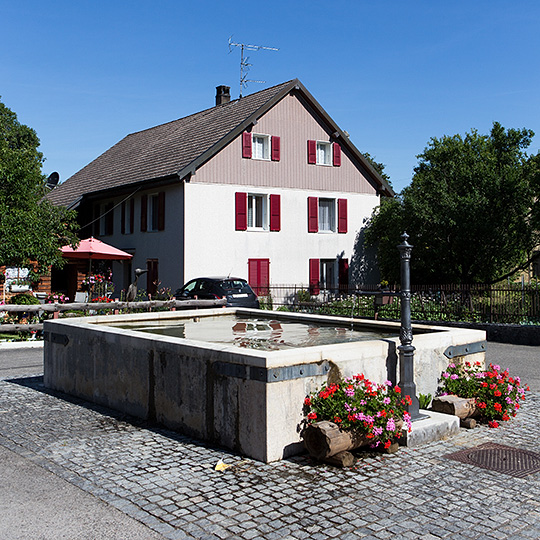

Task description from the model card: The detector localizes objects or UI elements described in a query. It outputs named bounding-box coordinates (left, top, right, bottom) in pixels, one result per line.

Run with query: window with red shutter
left=309, top=259, right=320, bottom=295
left=271, top=136, right=280, bottom=161
left=333, top=143, right=341, bottom=167
left=307, top=140, right=317, bottom=164
left=242, top=131, right=252, bottom=159
left=269, top=194, right=281, bottom=231
left=235, top=192, right=247, bottom=230
left=248, top=258, right=270, bottom=296
left=337, top=198, right=348, bottom=233
left=308, top=197, right=318, bottom=232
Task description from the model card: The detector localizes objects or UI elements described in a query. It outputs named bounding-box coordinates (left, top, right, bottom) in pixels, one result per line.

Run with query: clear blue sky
left=2, top=0, right=540, bottom=193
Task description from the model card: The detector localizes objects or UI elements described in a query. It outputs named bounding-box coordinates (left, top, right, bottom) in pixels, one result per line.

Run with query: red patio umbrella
left=60, top=237, right=133, bottom=261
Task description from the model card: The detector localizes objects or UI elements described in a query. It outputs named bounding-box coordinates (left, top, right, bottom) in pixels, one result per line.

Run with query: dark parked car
left=174, top=277, right=260, bottom=308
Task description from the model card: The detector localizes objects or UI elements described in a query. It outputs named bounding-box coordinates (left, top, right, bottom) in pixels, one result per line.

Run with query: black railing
left=258, top=282, right=540, bottom=325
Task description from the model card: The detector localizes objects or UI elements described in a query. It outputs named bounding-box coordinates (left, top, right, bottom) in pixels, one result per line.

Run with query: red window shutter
left=242, top=131, right=252, bottom=158
left=307, top=140, right=317, bottom=164
left=338, top=198, right=348, bottom=233
left=158, top=192, right=165, bottom=231
left=308, top=197, right=318, bottom=232
left=141, top=195, right=147, bottom=232
left=235, top=192, right=247, bottom=230
left=248, top=258, right=270, bottom=296
left=146, top=259, right=158, bottom=296
left=271, top=136, right=280, bottom=161
left=121, top=201, right=126, bottom=235
left=129, top=198, right=135, bottom=234
left=339, top=258, right=349, bottom=292
left=309, top=259, right=320, bottom=295
left=333, top=143, right=341, bottom=167
left=269, top=194, right=281, bottom=231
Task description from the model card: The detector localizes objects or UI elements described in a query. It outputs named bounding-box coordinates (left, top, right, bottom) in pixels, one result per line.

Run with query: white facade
left=183, top=182, right=379, bottom=286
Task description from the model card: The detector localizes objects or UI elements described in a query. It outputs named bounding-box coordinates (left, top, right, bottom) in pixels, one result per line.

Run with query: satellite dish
left=46, top=172, right=60, bottom=190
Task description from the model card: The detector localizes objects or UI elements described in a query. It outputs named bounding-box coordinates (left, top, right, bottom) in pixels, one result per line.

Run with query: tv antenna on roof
left=228, top=37, right=279, bottom=97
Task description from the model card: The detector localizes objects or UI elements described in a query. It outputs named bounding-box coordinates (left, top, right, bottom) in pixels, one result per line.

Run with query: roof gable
left=48, top=79, right=392, bottom=207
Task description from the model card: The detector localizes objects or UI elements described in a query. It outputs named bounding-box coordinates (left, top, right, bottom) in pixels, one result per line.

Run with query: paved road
left=0, top=342, right=539, bottom=539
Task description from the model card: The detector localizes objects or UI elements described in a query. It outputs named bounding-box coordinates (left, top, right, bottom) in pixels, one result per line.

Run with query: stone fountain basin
left=43, top=308, right=486, bottom=462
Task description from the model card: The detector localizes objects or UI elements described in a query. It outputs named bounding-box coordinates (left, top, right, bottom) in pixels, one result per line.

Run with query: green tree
left=0, top=98, right=79, bottom=273
left=365, top=122, right=540, bottom=284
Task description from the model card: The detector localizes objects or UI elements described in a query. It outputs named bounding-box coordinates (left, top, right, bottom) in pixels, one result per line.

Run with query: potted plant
left=302, top=374, right=413, bottom=460
left=436, top=361, right=529, bottom=428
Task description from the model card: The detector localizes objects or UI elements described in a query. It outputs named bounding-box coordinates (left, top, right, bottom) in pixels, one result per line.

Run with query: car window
left=182, top=280, right=199, bottom=293
left=220, top=280, right=253, bottom=294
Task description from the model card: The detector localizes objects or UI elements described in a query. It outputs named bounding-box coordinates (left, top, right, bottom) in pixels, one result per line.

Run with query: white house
left=48, top=79, right=393, bottom=299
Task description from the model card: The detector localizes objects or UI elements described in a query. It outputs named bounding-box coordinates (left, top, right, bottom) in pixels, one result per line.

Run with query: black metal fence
left=259, top=282, right=540, bottom=325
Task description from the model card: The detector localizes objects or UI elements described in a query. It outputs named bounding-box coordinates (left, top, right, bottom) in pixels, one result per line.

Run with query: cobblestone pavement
left=1, top=373, right=539, bottom=540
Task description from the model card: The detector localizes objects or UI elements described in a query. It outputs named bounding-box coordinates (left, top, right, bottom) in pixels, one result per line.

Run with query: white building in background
left=48, top=79, right=393, bottom=299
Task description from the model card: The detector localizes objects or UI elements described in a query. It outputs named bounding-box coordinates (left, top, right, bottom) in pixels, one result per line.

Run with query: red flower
left=394, top=386, right=401, bottom=393
left=307, top=412, right=317, bottom=420
left=384, top=440, right=392, bottom=449
left=405, top=395, right=412, bottom=406
left=494, top=390, right=502, bottom=397
left=481, top=382, right=488, bottom=388
left=334, top=416, right=342, bottom=423
left=494, top=403, right=502, bottom=411
left=477, top=402, right=486, bottom=409
left=488, top=420, right=499, bottom=428
left=304, top=397, right=311, bottom=406
left=502, top=413, right=510, bottom=421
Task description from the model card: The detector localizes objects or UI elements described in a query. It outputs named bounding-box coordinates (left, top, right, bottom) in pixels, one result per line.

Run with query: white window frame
left=247, top=193, right=268, bottom=230
left=148, top=193, right=160, bottom=232
left=318, top=198, right=336, bottom=232
left=252, top=134, right=270, bottom=161
left=316, top=141, right=332, bottom=166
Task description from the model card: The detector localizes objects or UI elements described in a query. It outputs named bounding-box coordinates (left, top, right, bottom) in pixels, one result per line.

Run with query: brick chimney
left=215, top=85, right=231, bottom=106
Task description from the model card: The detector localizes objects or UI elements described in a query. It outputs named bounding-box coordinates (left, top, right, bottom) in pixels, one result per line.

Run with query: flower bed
left=438, top=361, right=529, bottom=428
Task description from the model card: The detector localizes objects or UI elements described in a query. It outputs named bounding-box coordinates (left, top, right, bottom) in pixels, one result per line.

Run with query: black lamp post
left=397, top=232, right=422, bottom=420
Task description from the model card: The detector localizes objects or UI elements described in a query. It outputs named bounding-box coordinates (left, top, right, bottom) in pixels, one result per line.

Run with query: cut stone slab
left=400, top=409, right=460, bottom=447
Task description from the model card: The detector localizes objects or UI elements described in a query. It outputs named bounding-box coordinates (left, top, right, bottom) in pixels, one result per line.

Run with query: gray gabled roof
left=48, top=79, right=393, bottom=207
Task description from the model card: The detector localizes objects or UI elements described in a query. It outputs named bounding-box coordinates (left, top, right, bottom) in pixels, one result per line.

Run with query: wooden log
left=323, top=451, right=356, bottom=468
left=431, top=395, right=476, bottom=419
left=303, top=421, right=370, bottom=459
left=460, top=418, right=477, bottom=429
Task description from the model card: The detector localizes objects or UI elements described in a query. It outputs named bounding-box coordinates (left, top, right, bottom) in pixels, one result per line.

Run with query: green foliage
left=0, top=98, right=79, bottom=271
left=418, top=393, right=432, bottom=409
left=9, top=293, right=40, bottom=305
left=365, top=122, right=540, bottom=284
left=296, top=289, right=312, bottom=303
left=258, top=292, right=273, bottom=310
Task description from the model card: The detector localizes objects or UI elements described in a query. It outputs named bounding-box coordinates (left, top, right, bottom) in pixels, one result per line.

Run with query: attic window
left=252, top=134, right=270, bottom=160
left=316, top=142, right=331, bottom=166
